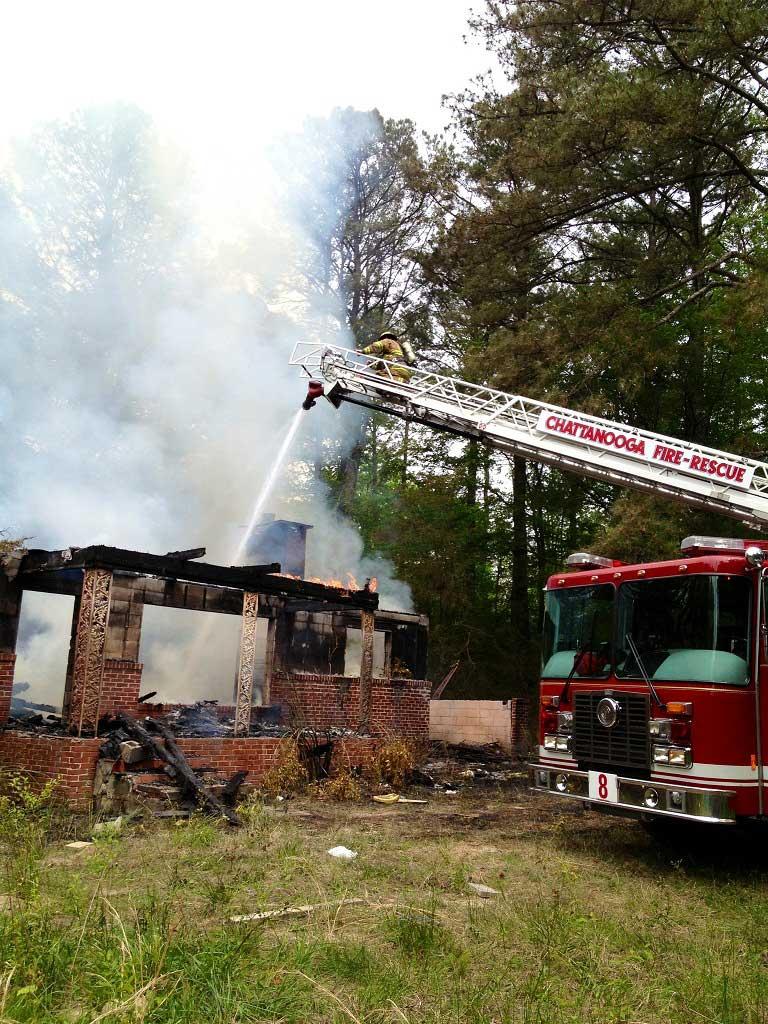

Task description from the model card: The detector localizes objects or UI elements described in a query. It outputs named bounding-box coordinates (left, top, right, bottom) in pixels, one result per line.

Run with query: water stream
left=232, top=407, right=304, bottom=566
left=181, top=408, right=306, bottom=683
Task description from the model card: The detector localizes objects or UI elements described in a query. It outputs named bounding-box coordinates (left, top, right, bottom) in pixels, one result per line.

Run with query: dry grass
left=2, top=780, right=768, bottom=1022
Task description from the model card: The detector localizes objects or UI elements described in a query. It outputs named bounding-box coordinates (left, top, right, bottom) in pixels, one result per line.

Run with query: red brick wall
left=509, top=697, right=530, bottom=754
left=271, top=672, right=430, bottom=738
left=177, top=735, right=379, bottom=777
left=99, top=660, right=144, bottom=718
left=0, top=653, right=15, bottom=724
left=0, top=733, right=101, bottom=810
left=0, top=731, right=380, bottom=810
left=271, top=673, right=360, bottom=729
left=370, top=678, right=431, bottom=739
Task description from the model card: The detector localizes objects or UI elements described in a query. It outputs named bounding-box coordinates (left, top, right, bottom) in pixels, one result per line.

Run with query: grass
left=1, top=781, right=768, bottom=1022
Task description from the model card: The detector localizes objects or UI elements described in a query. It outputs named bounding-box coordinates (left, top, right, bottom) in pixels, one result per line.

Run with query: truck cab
left=529, top=536, right=768, bottom=824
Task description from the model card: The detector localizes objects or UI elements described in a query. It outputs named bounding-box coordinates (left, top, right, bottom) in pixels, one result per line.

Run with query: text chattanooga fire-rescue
left=536, top=412, right=753, bottom=488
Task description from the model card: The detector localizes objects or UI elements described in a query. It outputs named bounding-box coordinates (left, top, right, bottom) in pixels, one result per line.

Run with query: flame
left=274, top=571, right=377, bottom=593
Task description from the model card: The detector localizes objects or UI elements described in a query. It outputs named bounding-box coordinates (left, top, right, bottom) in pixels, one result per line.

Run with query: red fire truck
left=292, top=342, right=768, bottom=825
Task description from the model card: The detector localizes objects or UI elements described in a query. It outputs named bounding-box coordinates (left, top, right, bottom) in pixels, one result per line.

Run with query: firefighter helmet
left=378, top=330, right=399, bottom=341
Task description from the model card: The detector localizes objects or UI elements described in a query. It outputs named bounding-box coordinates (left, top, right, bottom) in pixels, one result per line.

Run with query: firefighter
left=360, top=330, right=416, bottom=382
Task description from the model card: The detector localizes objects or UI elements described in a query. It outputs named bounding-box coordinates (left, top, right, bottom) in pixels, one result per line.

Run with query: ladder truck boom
left=291, top=342, right=768, bottom=528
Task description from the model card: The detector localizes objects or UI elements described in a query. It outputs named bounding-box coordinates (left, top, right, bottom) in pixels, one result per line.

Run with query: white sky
left=0, top=1, right=492, bottom=226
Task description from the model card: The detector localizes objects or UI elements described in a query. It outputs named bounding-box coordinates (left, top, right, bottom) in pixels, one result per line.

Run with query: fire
left=275, top=571, right=377, bottom=593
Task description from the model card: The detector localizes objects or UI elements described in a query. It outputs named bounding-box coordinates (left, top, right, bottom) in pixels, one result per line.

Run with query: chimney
left=246, top=515, right=312, bottom=577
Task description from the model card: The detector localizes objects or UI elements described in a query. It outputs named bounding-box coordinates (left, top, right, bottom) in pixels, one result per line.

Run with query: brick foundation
left=0, top=733, right=102, bottom=809
left=0, top=730, right=381, bottom=811
left=0, top=669, right=429, bottom=811
left=0, top=653, right=16, bottom=724
left=100, top=660, right=144, bottom=718
left=271, top=672, right=430, bottom=738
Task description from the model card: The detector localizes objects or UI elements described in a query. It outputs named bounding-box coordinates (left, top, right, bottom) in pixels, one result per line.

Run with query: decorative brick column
left=262, top=616, right=277, bottom=705
left=358, top=610, right=375, bottom=731
left=65, top=568, right=112, bottom=735
left=234, top=592, right=259, bottom=736
left=0, top=652, right=16, bottom=723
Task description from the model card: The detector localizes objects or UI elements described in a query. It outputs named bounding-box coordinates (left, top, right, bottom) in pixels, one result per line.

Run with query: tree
left=409, top=0, right=768, bottom=693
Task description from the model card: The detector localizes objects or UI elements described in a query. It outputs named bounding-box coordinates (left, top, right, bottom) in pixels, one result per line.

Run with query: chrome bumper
left=528, top=763, right=736, bottom=824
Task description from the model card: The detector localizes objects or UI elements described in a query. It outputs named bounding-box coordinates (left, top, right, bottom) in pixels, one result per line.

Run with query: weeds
left=259, top=740, right=309, bottom=797
left=314, top=766, right=364, bottom=802
left=369, top=739, right=415, bottom=789
left=0, top=788, right=766, bottom=1022
left=384, top=904, right=454, bottom=956
left=0, top=772, right=58, bottom=900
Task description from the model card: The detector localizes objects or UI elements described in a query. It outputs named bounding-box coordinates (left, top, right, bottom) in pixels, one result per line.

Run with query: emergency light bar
left=680, top=536, right=768, bottom=556
left=565, top=552, right=618, bottom=570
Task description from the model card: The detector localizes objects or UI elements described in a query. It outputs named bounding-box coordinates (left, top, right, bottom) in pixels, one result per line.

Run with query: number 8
left=598, top=773, right=608, bottom=799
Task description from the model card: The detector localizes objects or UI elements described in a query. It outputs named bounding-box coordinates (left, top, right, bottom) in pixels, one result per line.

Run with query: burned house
left=0, top=537, right=429, bottom=810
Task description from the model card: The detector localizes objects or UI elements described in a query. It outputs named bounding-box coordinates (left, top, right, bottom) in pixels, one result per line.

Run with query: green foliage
left=0, top=773, right=58, bottom=900
left=329, top=0, right=768, bottom=698
left=384, top=905, right=455, bottom=956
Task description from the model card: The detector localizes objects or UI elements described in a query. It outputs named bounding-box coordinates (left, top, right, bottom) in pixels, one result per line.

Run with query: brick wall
left=370, top=678, right=431, bottom=739
left=0, top=652, right=15, bottom=723
left=430, top=698, right=530, bottom=753
left=0, top=731, right=381, bottom=811
left=271, top=671, right=430, bottom=738
left=100, top=660, right=144, bottom=717
left=0, top=733, right=101, bottom=810
left=509, top=697, right=530, bottom=755
left=177, top=735, right=379, bottom=777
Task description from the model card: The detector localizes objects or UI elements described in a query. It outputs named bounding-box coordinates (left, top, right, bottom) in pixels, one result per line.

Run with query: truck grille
left=572, top=691, right=650, bottom=771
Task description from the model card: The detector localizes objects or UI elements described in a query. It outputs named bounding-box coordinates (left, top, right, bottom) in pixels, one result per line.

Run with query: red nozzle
left=302, top=380, right=324, bottom=411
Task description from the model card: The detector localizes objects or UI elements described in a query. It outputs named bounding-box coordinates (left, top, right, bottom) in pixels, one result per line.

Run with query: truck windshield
left=616, top=575, right=751, bottom=685
left=542, top=585, right=613, bottom=678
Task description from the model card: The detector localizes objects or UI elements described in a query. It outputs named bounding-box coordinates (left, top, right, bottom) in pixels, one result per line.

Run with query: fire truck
left=292, top=342, right=768, bottom=825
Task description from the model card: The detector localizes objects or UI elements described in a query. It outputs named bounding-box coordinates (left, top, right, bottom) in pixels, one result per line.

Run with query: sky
left=0, top=0, right=492, bottom=226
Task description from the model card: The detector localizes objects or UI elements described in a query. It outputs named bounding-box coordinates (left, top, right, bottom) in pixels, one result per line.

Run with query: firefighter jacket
left=361, top=339, right=412, bottom=381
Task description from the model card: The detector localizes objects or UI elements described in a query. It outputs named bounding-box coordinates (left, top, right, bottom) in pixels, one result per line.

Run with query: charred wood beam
left=221, top=770, right=249, bottom=807
left=113, top=713, right=241, bottom=826
left=19, top=573, right=82, bottom=597
left=20, top=546, right=279, bottom=581
left=164, top=547, right=206, bottom=561
left=19, top=547, right=378, bottom=609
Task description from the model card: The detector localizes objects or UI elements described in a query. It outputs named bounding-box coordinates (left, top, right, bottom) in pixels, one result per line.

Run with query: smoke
left=2, top=102, right=412, bottom=705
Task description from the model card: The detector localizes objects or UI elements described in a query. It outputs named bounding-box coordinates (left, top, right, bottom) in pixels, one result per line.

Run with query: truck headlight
left=544, top=734, right=558, bottom=750
left=667, top=746, right=691, bottom=767
left=557, top=712, right=573, bottom=734
left=555, top=736, right=570, bottom=752
left=649, top=719, right=671, bottom=741
left=653, top=744, right=691, bottom=768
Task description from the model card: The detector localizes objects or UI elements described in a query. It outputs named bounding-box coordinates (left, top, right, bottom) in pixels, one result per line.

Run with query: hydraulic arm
left=290, top=342, right=768, bottom=528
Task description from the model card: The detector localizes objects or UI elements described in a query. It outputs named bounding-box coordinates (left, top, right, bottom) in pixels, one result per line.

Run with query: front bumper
left=529, top=763, right=736, bottom=824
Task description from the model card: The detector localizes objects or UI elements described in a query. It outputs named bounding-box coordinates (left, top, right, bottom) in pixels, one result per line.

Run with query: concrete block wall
left=429, top=698, right=529, bottom=753
left=0, top=652, right=15, bottom=723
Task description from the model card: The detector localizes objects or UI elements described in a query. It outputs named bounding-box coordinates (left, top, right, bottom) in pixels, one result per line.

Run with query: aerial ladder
left=291, top=342, right=768, bottom=528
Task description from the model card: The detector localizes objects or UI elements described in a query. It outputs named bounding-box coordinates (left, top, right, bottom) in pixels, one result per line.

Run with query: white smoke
left=2, top=103, right=412, bottom=706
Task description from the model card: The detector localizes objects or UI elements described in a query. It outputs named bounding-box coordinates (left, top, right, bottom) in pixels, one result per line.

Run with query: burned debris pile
left=100, top=712, right=242, bottom=825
